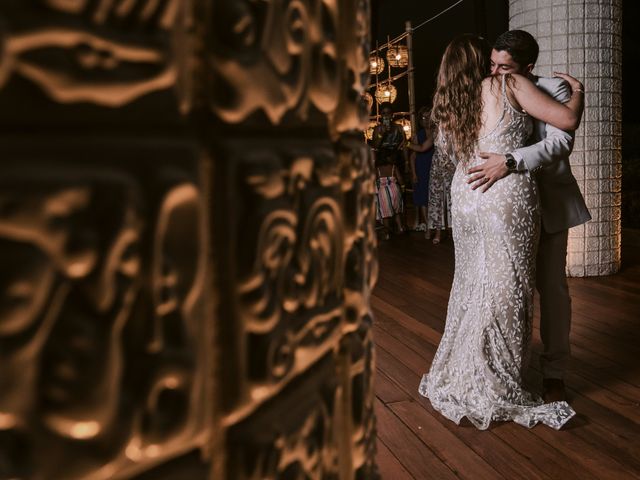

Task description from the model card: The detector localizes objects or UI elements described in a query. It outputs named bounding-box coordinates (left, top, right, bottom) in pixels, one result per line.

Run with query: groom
left=467, top=30, right=591, bottom=402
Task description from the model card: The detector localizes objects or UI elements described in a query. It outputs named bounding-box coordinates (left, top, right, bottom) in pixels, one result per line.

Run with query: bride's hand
left=553, top=72, right=584, bottom=94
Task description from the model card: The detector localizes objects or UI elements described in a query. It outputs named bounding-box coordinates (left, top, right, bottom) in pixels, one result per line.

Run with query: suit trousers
left=536, top=228, right=571, bottom=379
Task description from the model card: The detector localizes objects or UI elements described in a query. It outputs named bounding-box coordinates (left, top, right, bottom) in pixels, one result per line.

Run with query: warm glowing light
left=397, top=118, right=412, bottom=139
left=167, top=378, right=179, bottom=389
left=369, top=55, right=385, bottom=75
left=375, top=82, right=397, bottom=104
left=70, top=421, right=100, bottom=439
left=387, top=45, right=409, bottom=68
left=126, top=445, right=143, bottom=461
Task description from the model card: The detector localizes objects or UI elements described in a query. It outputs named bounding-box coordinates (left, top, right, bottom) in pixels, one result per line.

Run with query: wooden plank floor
left=373, top=228, right=640, bottom=480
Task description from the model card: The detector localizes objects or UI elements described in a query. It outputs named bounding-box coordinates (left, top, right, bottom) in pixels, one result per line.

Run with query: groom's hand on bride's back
left=467, top=152, right=510, bottom=193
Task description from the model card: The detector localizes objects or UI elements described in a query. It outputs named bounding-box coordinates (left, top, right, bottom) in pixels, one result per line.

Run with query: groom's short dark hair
left=494, top=30, right=539, bottom=67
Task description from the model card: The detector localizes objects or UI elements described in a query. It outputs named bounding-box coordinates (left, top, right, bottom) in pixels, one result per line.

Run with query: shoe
left=543, top=378, right=566, bottom=403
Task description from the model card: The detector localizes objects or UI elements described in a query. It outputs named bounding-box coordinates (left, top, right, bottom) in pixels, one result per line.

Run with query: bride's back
left=476, top=75, right=531, bottom=158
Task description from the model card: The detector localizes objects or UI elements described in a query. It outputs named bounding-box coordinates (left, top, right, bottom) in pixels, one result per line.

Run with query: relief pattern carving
left=208, top=0, right=370, bottom=135
left=0, top=0, right=193, bottom=110
left=0, top=158, right=211, bottom=479
left=0, top=0, right=376, bottom=478
left=222, top=134, right=377, bottom=478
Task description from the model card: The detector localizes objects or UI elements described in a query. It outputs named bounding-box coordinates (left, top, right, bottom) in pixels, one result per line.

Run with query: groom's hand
left=467, top=152, right=510, bottom=192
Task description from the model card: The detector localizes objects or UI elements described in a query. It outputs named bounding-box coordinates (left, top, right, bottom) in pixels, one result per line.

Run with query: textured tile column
left=509, top=0, right=622, bottom=276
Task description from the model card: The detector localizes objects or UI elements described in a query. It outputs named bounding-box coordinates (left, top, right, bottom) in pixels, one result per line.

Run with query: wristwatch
left=505, top=153, right=517, bottom=172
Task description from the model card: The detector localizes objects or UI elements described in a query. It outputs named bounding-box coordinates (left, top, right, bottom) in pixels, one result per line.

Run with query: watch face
left=506, top=157, right=516, bottom=169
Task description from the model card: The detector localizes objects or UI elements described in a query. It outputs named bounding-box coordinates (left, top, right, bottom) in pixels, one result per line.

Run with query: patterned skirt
left=427, top=148, right=455, bottom=230
left=375, top=176, right=403, bottom=220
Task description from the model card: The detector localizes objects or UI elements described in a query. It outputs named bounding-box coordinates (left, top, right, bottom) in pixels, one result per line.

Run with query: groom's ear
left=525, top=63, right=535, bottom=74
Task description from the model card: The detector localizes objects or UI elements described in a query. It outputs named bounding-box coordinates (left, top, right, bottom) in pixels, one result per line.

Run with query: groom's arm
left=510, top=124, right=574, bottom=173
left=468, top=79, right=575, bottom=192
left=511, top=79, right=574, bottom=173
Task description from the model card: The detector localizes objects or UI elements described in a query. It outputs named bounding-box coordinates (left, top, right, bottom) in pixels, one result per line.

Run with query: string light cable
left=371, top=0, right=465, bottom=54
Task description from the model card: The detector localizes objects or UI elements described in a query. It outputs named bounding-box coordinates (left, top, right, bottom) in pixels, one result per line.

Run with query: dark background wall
left=622, top=1, right=639, bottom=124
left=622, top=0, right=640, bottom=228
left=371, top=0, right=509, bottom=113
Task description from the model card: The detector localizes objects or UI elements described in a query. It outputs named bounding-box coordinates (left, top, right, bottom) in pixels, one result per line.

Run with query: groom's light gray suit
left=511, top=76, right=591, bottom=380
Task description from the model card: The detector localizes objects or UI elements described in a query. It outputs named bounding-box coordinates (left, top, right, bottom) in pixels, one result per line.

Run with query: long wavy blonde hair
left=431, top=34, right=490, bottom=163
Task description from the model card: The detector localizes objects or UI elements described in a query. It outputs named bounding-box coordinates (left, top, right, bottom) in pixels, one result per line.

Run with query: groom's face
left=490, top=49, right=526, bottom=76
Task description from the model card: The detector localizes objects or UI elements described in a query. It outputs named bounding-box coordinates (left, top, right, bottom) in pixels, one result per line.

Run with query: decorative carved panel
left=1, top=0, right=191, bottom=104
left=216, top=133, right=377, bottom=478
left=0, top=145, right=212, bottom=479
left=0, top=0, right=376, bottom=478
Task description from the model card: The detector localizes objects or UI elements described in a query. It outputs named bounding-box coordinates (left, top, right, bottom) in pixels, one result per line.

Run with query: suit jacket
left=511, top=76, right=591, bottom=234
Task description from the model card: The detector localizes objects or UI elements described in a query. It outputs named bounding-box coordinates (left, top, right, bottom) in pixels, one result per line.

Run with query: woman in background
left=426, top=140, right=455, bottom=244
left=374, top=154, right=405, bottom=239
left=407, top=107, right=435, bottom=238
left=372, top=102, right=408, bottom=179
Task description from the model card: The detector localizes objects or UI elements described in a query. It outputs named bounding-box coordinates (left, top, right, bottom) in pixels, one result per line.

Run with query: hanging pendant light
left=397, top=118, right=412, bottom=139
left=387, top=45, right=409, bottom=68
left=369, top=55, right=385, bottom=75
left=375, top=82, right=397, bottom=104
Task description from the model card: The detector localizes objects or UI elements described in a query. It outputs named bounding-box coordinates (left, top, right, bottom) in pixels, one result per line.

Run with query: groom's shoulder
left=535, top=75, right=567, bottom=90
left=536, top=75, right=571, bottom=101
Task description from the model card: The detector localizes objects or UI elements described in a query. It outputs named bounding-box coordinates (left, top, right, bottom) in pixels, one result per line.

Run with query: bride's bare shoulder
left=481, top=76, right=502, bottom=96
left=508, top=73, right=535, bottom=90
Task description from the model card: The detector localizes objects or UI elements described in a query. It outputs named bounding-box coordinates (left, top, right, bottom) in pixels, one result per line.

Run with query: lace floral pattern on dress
left=419, top=75, right=576, bottom=430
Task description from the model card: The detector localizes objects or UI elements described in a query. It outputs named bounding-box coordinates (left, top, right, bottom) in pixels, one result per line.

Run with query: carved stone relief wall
left=0, top=145, right=212, bottom=480
left=0, top=0, right=376, bottom=479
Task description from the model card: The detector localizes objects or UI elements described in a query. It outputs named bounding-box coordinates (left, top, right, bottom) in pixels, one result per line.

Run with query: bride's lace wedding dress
left=419, top=76, right=575, bottom=430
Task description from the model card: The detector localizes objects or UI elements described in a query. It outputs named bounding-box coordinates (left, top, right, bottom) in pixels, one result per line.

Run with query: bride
left=419, top=34, right=584, bottom=430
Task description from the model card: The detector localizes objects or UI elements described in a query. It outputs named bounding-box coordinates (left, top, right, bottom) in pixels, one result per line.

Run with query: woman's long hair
left=431, top=34, right=490, bottom=163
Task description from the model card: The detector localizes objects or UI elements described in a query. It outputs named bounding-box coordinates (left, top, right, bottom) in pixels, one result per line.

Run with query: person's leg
left=382, top=217, right=392, bottom=239
left=411, top=205, right=424, bottom=231
left=394, top=213, right=404, bottom=233
left=411, top=211, right=420, bottom=231
left=433, top=228, right=442, bottom=244
left=420, top=206, right=428, bottom=227
left=421, top=205, right=430, bottom=238
left=536, top=229, right=571, bottom=397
